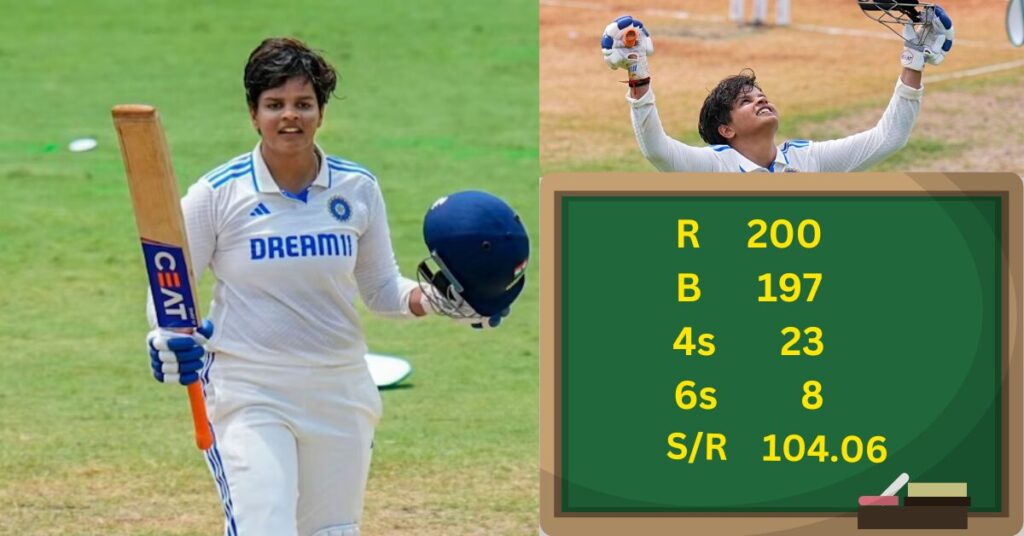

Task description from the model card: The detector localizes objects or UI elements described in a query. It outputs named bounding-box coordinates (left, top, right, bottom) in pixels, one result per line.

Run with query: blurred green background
left=0, top=1, right=538, bottom=534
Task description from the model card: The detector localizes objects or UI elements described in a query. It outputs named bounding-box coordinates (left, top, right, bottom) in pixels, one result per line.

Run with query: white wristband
left=900, top=47, right=925, bottom=72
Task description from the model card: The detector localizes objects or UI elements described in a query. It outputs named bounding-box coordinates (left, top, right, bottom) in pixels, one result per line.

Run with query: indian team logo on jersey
left=328, top=196, right=352, bottom=222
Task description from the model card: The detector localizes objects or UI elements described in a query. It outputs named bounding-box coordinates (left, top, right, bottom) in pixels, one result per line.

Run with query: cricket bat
left=112, top=104, right=213, bottom=451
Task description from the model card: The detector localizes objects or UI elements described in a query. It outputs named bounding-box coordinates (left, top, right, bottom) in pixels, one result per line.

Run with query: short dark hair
left=697, top=69, right=762, bottom=146
left=243, top=37, right=338, bottom=110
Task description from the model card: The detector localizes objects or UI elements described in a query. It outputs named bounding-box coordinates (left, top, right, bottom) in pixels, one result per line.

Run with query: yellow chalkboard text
left=667, top=431, right=728, bottom=463
left=678, top=219, right=700, bottom=248
left=758, top=272, right=822, bottom=302
left=678, top=273, right=701, bottom=302
left=674, top=380, right=718, bottom=410
left=672, top=327, right=716, bottom=356
left=763, top=434, right=887, bottom=463
left=802, top=380, right=823, bottom=410
left=781, top=326, right=824, bottom=356
left=748, top=218, right=821, bottom=249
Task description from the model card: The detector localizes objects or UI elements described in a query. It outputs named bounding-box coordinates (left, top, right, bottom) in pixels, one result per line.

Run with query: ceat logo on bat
left=141, top=239, right=198, bottom=329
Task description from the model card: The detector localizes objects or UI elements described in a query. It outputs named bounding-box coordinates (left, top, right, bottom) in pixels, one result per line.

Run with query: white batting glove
left=417, top=285, right=509, bottom=329
left=601, top=15, right=654, bottom=81
left=901, top=5, right=954, bottom=71
left=463, top=307, right=510, bottom=330
left=147, top=319, right=213, bottom=385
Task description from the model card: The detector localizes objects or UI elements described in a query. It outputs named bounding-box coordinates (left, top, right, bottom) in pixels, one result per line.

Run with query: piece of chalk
left=881, top=472, right=910, bottom=496
left=859, top=495, right=900, bottom=506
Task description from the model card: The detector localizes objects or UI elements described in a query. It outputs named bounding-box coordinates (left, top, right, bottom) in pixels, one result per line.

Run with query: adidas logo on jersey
left=249, top=203, right=271, bottom=217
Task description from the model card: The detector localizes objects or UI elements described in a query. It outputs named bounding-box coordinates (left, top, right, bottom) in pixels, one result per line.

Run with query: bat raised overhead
left=112, top=104, right=213, bottom=451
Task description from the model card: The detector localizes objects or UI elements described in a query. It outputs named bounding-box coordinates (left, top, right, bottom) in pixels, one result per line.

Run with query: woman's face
left=722, top=86, right=778, bottom=141
left=250, top=76, right=323, bottom=155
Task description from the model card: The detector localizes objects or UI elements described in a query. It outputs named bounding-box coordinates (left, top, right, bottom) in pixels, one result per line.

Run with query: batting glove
left=601, top=15, right=654, bottom=81
left=457, top=307, right=511, bottom=330
left=901, top=5, right=954, bottom=71
left=147, top=319, right=214, bottom=385
left=418, top=285, right=509, bottom=329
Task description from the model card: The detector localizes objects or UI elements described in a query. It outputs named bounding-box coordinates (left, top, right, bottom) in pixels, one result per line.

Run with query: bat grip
left=624, top=28, right=638, bottom=48
left=186, top=382, right=213, bottom=450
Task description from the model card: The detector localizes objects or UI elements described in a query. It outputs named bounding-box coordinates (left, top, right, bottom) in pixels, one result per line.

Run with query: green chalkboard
left=541, top=174, right=1023, bottom=536
left=561, top=193, right=1004, bottom=512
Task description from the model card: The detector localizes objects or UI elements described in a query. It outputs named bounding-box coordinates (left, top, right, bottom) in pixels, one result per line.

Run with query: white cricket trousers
left=201, top=352, right=382, bottom=536
left=730, top=0, right=791, bottom=25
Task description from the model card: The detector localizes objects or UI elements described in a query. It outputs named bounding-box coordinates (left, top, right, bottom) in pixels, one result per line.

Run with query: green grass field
left=0, top=1, right=538, bottom=534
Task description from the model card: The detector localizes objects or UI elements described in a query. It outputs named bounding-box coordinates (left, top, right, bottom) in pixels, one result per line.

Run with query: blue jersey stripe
left=325, top=158, right=371, bottom=175
left=325, top=155, right=376, bottom=182
left=711, top=145, right=732, bottom=153
left=326, top=157, right=374, bottom=176
left=204, top=154, right=249, bottom=179
left=328, top=163, right=376, bottom=182
left=325, top=156, right=363, bottom=167
left=326, top=162, right=371, bottom=175
left=205, top=156, right=252, bottom=184
left=211, top=166, right=254, bottom=189
left=781, top=140, right=810, bottom=164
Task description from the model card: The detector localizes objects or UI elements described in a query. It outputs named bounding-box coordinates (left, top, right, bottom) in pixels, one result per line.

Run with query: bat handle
left=186, top=382, right=214, bottom=450
left=623, top=28, right=639, bottom=48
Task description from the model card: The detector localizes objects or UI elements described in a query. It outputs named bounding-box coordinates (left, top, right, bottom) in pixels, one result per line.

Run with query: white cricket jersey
left=629, top=79, right=923, bottom=172
left=151, top=143, right=418, bottom=367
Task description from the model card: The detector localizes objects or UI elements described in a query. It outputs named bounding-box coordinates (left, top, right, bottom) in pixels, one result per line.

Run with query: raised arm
left=602, top=16, right=722, bottom=172
left=811, top=4, right=954, bottom=171
left=808, top=78, right=923, bottom=172
left=628, top=89, right=723, bottom=172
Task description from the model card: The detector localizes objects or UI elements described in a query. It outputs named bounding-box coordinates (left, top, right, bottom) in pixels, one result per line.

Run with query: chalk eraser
left=859, top=495, right=900, bottom=506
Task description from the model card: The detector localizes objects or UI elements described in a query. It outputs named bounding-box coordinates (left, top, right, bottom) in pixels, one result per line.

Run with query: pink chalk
left=859, top=495, right=900, bottom=506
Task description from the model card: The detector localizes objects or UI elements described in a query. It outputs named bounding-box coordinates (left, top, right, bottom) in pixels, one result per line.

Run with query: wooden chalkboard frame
left=540, top=173, right=1023, bottom=536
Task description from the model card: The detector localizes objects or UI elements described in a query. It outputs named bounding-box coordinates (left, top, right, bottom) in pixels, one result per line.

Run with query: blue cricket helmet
left=418, top=191, right=529, bottom=317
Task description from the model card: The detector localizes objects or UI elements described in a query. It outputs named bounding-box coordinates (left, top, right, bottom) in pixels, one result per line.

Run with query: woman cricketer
left=600, top=6, right=955, bottom=173
left=143, top=38, right=502, bottom=536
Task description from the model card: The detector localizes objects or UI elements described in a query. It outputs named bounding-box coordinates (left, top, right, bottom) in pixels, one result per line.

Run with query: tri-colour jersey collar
left=250, top=142, right=331, bottom=194
left=736, top=148, right=793, bottom=173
